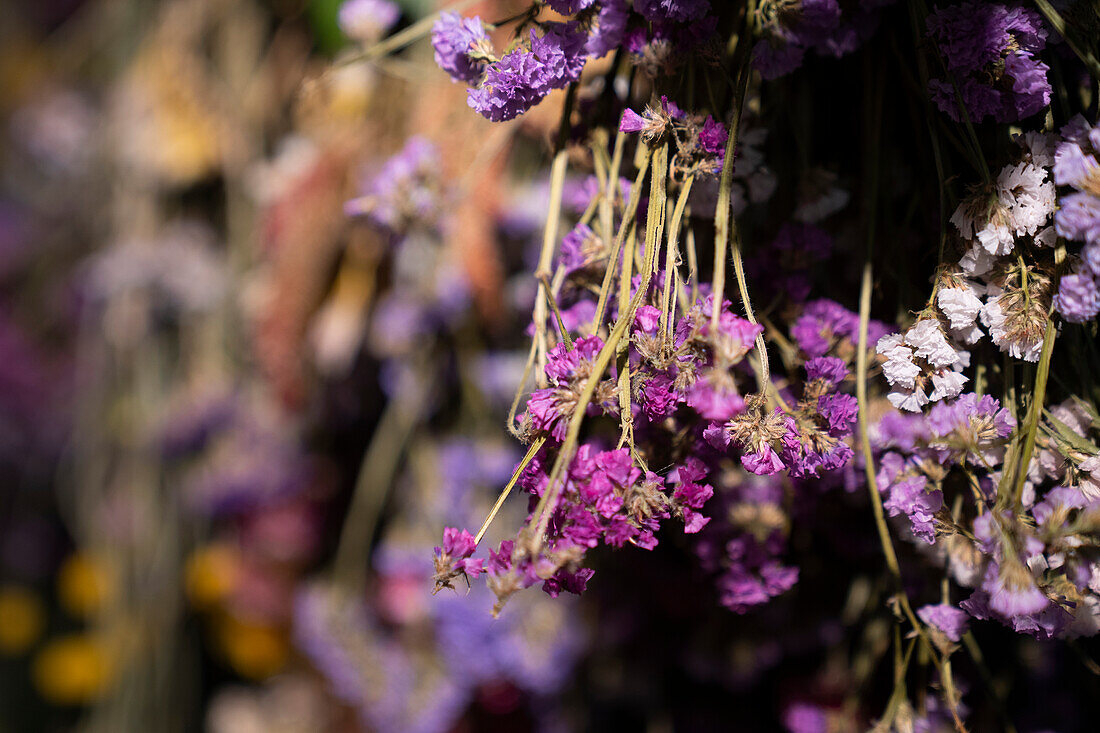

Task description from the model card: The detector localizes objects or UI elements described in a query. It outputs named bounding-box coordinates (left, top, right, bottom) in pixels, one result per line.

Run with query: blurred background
left=0, top=0, right=586, bottom=730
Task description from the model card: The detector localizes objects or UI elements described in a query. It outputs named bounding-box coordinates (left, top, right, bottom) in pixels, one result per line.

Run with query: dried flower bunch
left=7, top=0, right=1100, bottom=730
left=404, top=0, right=1100, bottom=728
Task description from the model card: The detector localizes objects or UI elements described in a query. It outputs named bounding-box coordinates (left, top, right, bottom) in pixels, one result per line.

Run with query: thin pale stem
left=1008, top=318, right=1056, bottom=509
left=591, top=149, right=653, bottom=334
left=527, top=143, right=668, bottom=556
left=660, top=174, right=695, bottom=345
left=474, top=437, right=547, bottom=546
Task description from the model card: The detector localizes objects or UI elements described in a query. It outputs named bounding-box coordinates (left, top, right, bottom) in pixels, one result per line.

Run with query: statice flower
left=634, top=0, right=710, bottom=23
left=981, top=281, right=1050, bottom=362
left=621, top=100, right=731, bottom=176
left=936, top=277, right=986, bottom=344
left=468, top=446, right=715, bottom=613
left=1052, top=115, right=1100, bottom=322
left=345, top=137, right=442, bottom=233
left=338, top=0, right=399, bottom=43
left=467, top=23, right=587, bottom=121
left=918, top=603, right=970, bottom=643
left=430, top=12, right=492, bottom=85
left=545, top=0, right=596, bottom=13
left=521, top=335, right=618, bottom=442
left=951, top=160, right=1055, bottom=263
left=1054, top=271, right=1100, bottom=323
left=752, top=0, right=887, bottom=80
left=432, top=527, right=486, bottom=591
left=927, top=393, right=1015, bottom=467
left=1054, top=115, right=1100, bottom=244
left=792, top=299, right=889, bottom=358
left=878, top=451, right=942, bottom=543
left=753, top=0, right=840, bottom=79
left=961, top=560, right=1066, bottom=639
left=585, top=0, right=630, bottom=58
left=926, top=2, right=1050, bottom=122
left=694, top=472, right=799, bottom=613
left=558, top=222, right=606, bottom=274
left=718, top=359, right=857, bottom=479
left=877, top=315, right=973, bottom=411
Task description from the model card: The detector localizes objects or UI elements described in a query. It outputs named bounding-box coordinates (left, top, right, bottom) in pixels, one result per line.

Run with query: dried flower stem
left=591, top=148, right=653, bottom=334
left=1008, top=317, right=1056, bottom=509
left=527, top=142, right=669, bottom=557
left=332, top=379, right=427, bottom=589
left=712, top=61, right=769, bottom=391
left=540, top=273, right=574, bottom=351
left=474, top=436, right=547, bottom=546
left=1031, top=0, right=1100, bottom=81
left=660, top=174, right=695, bottom=345
left=534, top=149, right=570, bottom=385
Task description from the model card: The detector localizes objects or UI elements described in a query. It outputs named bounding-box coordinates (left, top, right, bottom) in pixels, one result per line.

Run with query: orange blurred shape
left=31, top=634, right=114, bottom=705
left=186, top=544, right=241, bottom=611
left=251, top=150, right=350, bottom=409
left=213, top=614, right=289, bottom=681
left=0, top=585, right=45, bottom=655
left=57, top=553, right=116, bottom=619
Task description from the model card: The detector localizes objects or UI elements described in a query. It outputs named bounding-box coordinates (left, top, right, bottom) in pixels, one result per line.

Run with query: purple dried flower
left=698, top=116, right=729, bottom=156
left=791, top=299, right=888, bottom=357
left=467, top=23, right=587, bottom=122
left=545, top=0, right=595, bottom=13
left=345, top=137, right=441, bottom=233
left=878, top=452, right=941, bottom=543
left=634, top=0, right=710, bottom=23
left=743, top=444, right=785, bottom=475
left=918, top=603, right=970, bottom=642
left=618, top=108, right=647, bottom=133
left=925, top=2, right=1050, bottom=122
left=1053, top=116, right=1100, bottom=283
left=1054, top=270, right=1100, bottom=323
left=585, top=0, right=630, bottom=58
left=817, top=393, right=858, bottom=436
left=431, top=12, right=492, bottom=85
left=804, top=356, right=848, bottom=385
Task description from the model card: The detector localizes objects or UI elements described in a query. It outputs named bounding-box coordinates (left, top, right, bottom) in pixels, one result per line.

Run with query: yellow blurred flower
left=0, top=585, right=45, bottom=654
left=214, top=614, right=288, bottom=681
left=31, top=634, right=113, bottom=705
left=57, top=553, right=115, bottom=619
left=186, top=544, right=240, bottom=610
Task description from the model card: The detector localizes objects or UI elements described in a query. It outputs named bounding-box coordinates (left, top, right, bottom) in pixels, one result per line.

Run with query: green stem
left=1008, top=319, right=1057, bottom=509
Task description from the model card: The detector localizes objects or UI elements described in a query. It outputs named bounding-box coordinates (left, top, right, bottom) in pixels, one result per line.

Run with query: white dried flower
left=937, top=282, right=984, bottom=332
left=981, top=287, right=1043, bottom=362
left=959, top=242, right=998, bottom=277
left=929, top=369, right=968, bottom=402
left=996, top=162, right=1055, bottom=237
left=904, top=318, right=959, bottom=369
left=888, top=385, right=930, bottom=412
left=877, top=334, right=920, bottom=389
